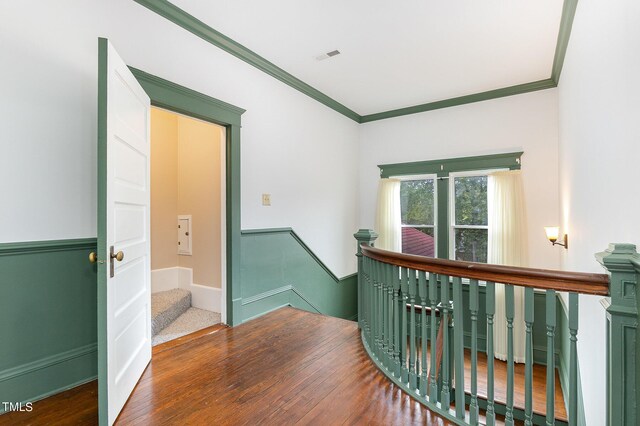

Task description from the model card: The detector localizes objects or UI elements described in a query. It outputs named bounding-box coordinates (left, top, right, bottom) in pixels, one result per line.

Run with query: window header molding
left=378, top=152, right=523, bottom=179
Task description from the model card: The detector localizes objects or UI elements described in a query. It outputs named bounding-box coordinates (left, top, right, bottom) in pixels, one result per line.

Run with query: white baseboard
left=151, top=267, right=180, bottom=293
left=152, top=267, right=222, bottom=313
left=190, top=283, right=221, bottom=312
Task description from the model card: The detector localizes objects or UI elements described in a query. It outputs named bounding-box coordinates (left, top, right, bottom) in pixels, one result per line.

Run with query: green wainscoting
left=240, top=228, right=358, bottom=322
left=0, top=239, right=98, bottom=413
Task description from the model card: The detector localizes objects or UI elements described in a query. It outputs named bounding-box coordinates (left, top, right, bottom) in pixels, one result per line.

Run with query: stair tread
left=152, top=307, right=221, bottom=346
left=151, top=289, right=191, bottom=336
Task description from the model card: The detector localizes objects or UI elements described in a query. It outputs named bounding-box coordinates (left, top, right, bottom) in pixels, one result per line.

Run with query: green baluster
left=505, top=284, right=515, bottom=426
left=364, top=256, right=370, bottom=342
left=419, top=270, right=428, bottom=396
left=429, top=273, right=439, bottom=402
left=380, top=261, right=387, bottom=367
left=393, top=265, right=401, bottom=378
left=440, top=275, right=451, bottom=408
left=372, top=259, right=378, bottom=358
left=524, top=287, right=534, bottom=426
left=546, top=290, right=556, bottom=426
left=469, top=279, right=479, bottom=424
left=378, top=260, right=384, bottom=362
left=362, top=256, right=368, bottom=335
left=401, top=267, right=409, bottom=383
left=568, top=292, right=579, bottom=426
left=387, top=263, right=394, bottom=371
left=452, top=277, right=465, bottom=419
left=409, top=269, right=418, bottom=390
left=486, top=281, right=496, bottom=426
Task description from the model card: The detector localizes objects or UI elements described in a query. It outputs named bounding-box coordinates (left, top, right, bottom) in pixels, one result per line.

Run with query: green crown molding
left=133, top=0, right=578, bottom=123
left=132, top=0, right=360, bottom=123
left=551, top=0, right=579, bottom=84
left=360, top=79, right=556, bottom=123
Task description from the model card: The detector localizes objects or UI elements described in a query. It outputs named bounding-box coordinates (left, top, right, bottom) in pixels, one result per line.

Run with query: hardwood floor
left=0, top=307, right=566, bottom=425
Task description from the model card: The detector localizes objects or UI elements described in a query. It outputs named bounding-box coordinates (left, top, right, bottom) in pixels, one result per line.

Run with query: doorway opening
left=149, top=107, right=226, bottom=346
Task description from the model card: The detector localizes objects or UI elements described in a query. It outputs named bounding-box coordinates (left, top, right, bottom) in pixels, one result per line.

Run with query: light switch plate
left=262, top=194, right=271, bottom=206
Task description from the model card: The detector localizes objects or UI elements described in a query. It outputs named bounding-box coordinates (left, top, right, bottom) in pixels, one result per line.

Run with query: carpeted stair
left=151, top=288, right=222, bottom=346
left=151, top=289, right=191, bottom=336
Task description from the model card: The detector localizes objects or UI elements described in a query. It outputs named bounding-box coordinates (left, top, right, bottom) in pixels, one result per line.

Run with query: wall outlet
left=262, top=194, right=271, bottom=206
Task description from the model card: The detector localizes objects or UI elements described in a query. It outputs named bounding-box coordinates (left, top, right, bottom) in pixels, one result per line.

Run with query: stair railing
left=354, top=230, right=638, bottom=425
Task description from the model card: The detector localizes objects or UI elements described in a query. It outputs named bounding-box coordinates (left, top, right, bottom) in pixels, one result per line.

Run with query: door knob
left=111, top=250, right=125, bottom=262
left=89, top=252, right=98, bottom=263
left=109, top=246, right=124, bottom=278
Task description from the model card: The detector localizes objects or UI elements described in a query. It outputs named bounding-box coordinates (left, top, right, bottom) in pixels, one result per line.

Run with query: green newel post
left=596, top=243, right=640, bottom=426
left=354, top=229, right=378, bottom=329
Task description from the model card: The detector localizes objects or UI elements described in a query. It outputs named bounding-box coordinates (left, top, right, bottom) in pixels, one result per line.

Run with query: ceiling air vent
left=315, top=50, right=341, bottom=61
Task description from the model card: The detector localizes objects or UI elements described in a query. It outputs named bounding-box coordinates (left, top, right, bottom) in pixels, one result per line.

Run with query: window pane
left=402, top=227, right=435, bottom=258
left=454, top=176, right=488, bottom=226
left=400, top=179, right=435, bottom=225
left=454, top=228, right=488, bottom=263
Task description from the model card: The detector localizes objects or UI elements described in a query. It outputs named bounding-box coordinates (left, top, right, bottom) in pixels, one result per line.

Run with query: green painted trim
left=380, top=152, right=523, bottom=179
left=557, top=296, right=586, bottom=425
left=96, top=37, right=109, bottom=426
left=129, top=66, right=245, bottom=127
left=361, top=79, right=556, bottom=123
left=132, top=0, right=577, bottom=123
left=466, top=394, right=569, bottom=426
left=0, top=239, right=98, bottom=415
left=241, top=285, right=292, bottom=306
left=0, top=344, right=97, bottom=383
left=131, top=0, right=360, bottom=123
left=241, top=227, right=349, bottom=284
left=0, top=238, right=96, bottom=255
left=240, top=228, right=358, bottom=321
left=241, top=228, right=293, bottom=235
left=381, top=152, right=522, bottom=260
left=126, top=62, right=245, bottom=327
left=290, top=287, right=323, bottom=314
left=551, top=0, right=579, bottom=84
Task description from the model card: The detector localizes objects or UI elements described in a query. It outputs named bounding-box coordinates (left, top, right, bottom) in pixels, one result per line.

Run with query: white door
left=97, top=38, right=151, bottom=425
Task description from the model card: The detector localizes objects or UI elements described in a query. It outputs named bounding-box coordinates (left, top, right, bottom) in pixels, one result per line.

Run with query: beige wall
left=150, top=108, right=179, bottom=270
left=176, top=116, right=223, bottom=288
left=150, top=107, right=223, bottom=288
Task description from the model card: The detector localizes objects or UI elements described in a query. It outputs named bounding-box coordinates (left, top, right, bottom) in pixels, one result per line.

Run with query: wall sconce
left=544, top=226, right=568, bottom=249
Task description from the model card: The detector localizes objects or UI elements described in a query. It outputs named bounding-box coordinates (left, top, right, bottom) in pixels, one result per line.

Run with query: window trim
left=384, top=152, right=522, bottom=260
left=398, top=174, right=438, bottom=257
left=448, top=170, right=500, bottom=262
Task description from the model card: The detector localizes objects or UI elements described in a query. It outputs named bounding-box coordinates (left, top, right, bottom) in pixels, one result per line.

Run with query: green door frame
left=128, top=66, right=246, bottom=327
left=98, top=39, right=245, bottom=426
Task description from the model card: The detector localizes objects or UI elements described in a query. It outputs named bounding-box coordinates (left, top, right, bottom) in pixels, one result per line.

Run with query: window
left=400, top=177, right=436, bottom=258
left=382, top=152, right=522, bottom=263
left=450, top=174, right=488, bottom=263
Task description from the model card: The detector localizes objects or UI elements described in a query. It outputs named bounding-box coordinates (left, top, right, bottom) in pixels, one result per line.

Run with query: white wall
left=558, top=0, right=640, bottom=424
left=359, top=89, right=561, bottom=270
left=0, top=0, right=360, bottom=277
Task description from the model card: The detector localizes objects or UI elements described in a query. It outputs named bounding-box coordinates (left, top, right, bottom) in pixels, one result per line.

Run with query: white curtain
left=488, top=170, right=528, bottom=363
left=375, top=178, right=402, bottom=252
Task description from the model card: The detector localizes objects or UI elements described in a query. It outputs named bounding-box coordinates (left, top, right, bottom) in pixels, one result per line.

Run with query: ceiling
left=166, top=0, right=565, bottom=117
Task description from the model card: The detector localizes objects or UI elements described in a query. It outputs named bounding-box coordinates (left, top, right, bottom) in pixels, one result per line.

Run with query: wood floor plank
left=0, top=307, right=568, bottom=426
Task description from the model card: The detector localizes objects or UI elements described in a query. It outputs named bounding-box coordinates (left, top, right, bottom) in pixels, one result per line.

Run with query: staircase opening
left=149, top=107, right=226, bottom=346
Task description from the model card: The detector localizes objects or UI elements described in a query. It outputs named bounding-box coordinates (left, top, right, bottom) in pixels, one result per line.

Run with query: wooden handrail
left=361, top=244, right=609, bottom=296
